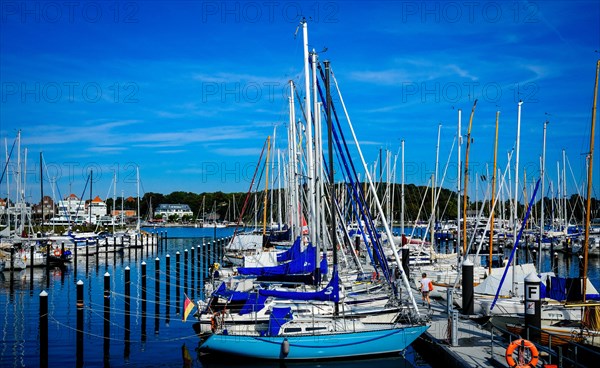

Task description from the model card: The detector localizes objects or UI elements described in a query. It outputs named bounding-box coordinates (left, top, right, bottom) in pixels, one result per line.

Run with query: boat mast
left=539, top=120, right=548, bottom=269
left=262, top=136, right=271, bottom=236
left=112, top=172, right=116, bottom=233
left=401, top=139, right=405, bottom=239
left=324, top=60, right=338, bottom=315
left=582, top=59, right=599, bottom=301
left=136, top=166, right=140, bottom=232
left=311, top=50, right=323, bottom=253
left=463, top=100, right=477, bottom=255
left=434, top=123, right=441, bottom=250
left=457, top=110, right=462, bottom=257
left=301, top=19, right=317, bottom=248
left=89, top=170, right=93, bottom=226
left=562, top=149, right=567, bottom=231
left=513, top=100, right=523, bottom=295
left=489, top=110, right=499, bottom=273
left=289, top=80, right=300, bottom=239
left=40, top=152, right=43, bottom=231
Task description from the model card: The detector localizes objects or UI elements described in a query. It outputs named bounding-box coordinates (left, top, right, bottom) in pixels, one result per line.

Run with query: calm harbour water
left=0, top=227, right=430, bottom=368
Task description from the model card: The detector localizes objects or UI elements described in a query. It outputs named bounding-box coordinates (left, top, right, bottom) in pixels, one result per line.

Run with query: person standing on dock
left=420, top=273, right=433, bottom=309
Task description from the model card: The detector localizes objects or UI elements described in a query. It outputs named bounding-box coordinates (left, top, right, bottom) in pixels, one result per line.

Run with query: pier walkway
left=410, top=286, right=518, bottom=368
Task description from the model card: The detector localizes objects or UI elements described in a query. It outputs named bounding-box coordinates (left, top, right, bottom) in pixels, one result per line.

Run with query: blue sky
left=1, top=0, right=599, bottom=204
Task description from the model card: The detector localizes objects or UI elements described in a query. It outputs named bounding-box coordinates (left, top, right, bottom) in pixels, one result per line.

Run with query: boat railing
left=489, top=324, right=600, bottom=368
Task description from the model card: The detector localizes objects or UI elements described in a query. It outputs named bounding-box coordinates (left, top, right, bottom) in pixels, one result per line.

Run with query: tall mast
left=40, top=152, right=44, bottom=230
left=539, top=120, right=548, bottom=269
left=489, top=111, right=500, bottom=273
left=457, top=110, right=462, bottom=256
left=289, top=80, right=299, bottom=239
left=562, top=149, right=567, bottom=231
left=136, top=166, right=141, bottom=231
left=463, top=100, right=477, bottom=255
left=582, top=59, right=599, bottom=301
left=513, top=100, right=523, bottom=295
left=401, top=139, right=405, bottom=238
left=262, top=136, right=271, bottom=236
left=277, top=150, right=282, bottom=228
left=270, top=127, right=277, bottom=227
left=89, top=170, right=93, bottom=226
left=434, top=123, right=441, bottom=249
left=112, top=172, right=116, bottom=233
left=302, top=19, right=316, bottom=247
left=311, top=50, right=322, bottom=250
left=324, top=60, right=338, bottom=314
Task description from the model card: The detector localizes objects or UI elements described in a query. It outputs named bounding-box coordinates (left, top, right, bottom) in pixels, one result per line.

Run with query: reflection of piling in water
left=176, top=252, right=181, bottom=315
left=184, top=249, right=189, bottom=297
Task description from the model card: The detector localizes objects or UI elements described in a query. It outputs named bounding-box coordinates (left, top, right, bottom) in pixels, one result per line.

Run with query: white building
left=88, top=196, right=108, bottom=218
left=49, top=194, right=108, bottom=225
left=155, top=204, right=193, bottom=219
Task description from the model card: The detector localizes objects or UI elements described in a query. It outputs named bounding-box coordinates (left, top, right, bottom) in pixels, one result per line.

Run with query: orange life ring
left=505, top=338, right=539, bottom=368
left=53, top=248, right=62, bottom=257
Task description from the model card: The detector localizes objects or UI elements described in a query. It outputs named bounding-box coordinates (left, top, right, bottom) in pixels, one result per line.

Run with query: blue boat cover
left=259, top=268, right=339, bottom=302
left=320, top=252, right=328, bottom=275
left=237, top=245, right=316, bottom=276
left=239, top=293, right=268, bottom=315
left=548, top=276, right=567, bottom=301
left=268, top=307, right=293, bottom=336
left=276, top=237, right=302, bottom=263
left=211, top=282, right=251, bottom=302
left=546, top=276, right=600, bottom=301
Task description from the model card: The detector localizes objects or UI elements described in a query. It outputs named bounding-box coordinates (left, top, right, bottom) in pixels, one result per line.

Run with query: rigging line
left=0, top=131, right=18, bottom=184
left=566, top=154, right=586, bottom=210
left=490, top=177, right=541, bottom=310
left=48, top=314, right=200, bottom=342
left=314, top=65, right=389, bottom=280
left=230, top=136, right=269, bottom=241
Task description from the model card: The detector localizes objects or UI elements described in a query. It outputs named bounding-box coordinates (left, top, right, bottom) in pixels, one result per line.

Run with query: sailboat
left=503, top=61, right=600, bottom=357
left=197, top=21, right=429, bottom=361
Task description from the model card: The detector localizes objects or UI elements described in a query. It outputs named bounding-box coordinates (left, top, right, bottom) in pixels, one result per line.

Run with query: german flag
left=182, top=293, right=195, bottom=322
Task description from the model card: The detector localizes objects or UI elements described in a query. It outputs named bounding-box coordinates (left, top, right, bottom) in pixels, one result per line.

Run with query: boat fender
left=281, top=338, right=290, bottom=357
left=210, top=312, right=219, bottom=333
left=54, top=249, right=62, bottom=257
left=505, top=338, right=538, bottom=368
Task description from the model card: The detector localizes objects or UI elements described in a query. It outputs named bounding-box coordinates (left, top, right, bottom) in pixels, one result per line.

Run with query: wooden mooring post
left=76, top=280, right=84, bottom=367
left=141, top=261, right=147, bottom=341
left=154, top=257, right=160, bottom=334
left=40, top=290, right=48, bottom=368
left=103, top=272, right=110, bottom=362
left=124, top=266, right=131, bottom=359
left=165, top=254, right=171, bottom=324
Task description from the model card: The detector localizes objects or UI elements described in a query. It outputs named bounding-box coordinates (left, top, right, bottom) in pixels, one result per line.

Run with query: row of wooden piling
left=36, top=235, right=231, bottom=367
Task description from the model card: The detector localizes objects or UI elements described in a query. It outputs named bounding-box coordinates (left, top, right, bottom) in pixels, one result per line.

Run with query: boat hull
left=199, top=324, right=429, bottom=360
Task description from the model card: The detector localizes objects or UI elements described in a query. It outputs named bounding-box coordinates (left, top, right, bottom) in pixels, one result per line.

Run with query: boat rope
left=490, top=178, right=541, bottom=310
